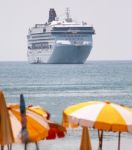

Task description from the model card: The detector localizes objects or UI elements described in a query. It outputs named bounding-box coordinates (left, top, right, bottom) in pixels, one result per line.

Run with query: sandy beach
left=7, top=130, right=132, bottom=150
left=9, top=135, right=132, bottom=150
left=40, top=136, right=132, bottom=150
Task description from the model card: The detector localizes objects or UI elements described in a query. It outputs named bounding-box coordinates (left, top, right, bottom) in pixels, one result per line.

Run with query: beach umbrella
left=27, top=105, right=50, bottom=119
left=28, top=105, right=66, bottom=140
left=62, top=101, right=132, bottom=150
left=0, top=91, right=14, bottom=150
left=7, top=104, right=49, bottom=143
left=7, top=97, right=49, bottom=150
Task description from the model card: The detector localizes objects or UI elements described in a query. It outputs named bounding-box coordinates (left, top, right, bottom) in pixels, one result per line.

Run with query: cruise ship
left=27, top=8, right=95, bottom=64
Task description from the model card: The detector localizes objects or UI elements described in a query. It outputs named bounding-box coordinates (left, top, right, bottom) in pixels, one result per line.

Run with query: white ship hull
left=28, top=44, right=92, bottom=64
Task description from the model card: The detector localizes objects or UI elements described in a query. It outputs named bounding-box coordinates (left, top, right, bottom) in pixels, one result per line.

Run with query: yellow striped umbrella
left=28, top=105, right=66, bottom=139
left=63, top=101, right=132, bottom=150
left=1, top=92, right=49, bottom=150
left=27, top=105, right=50, bottom=119
left=7, top=104, right=49, bottom=144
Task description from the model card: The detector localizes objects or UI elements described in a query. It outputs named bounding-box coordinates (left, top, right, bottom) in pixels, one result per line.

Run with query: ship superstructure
left=27, top=8, right=95, bottom=64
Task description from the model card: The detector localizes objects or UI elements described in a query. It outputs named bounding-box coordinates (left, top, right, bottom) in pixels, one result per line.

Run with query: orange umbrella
left=0, top=91, right=14, bottom=150
left=63, top=100, right=132, bottom=150
left=3, top=93, right=49, bottom=150
left=7, top=104, right=49, bottom=143
left=28, top=105, right=66, bottom=140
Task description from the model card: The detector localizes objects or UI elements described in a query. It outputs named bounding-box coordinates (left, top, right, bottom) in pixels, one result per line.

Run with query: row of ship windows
left=29, top=36, right=88, bottom=41
left=64, top=37, right=87, bottom=40
left=61, top=34, right=88, bottom=37
left=28, top=39, right=86, bottom=43
left=29, top=43, right=52, bottom=49
left=28, top=39, right=53, bottom=42
left=53, top=27, right=93, bottom=30
left=31, top=35, right=51, bottom=38
left=29, top=34, right=88, bottom=38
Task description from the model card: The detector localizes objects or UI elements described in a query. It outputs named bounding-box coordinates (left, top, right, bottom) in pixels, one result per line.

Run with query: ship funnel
left=48, top=8, right=56, bottom=23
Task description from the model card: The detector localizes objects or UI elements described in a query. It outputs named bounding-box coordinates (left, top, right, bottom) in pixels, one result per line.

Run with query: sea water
left=0, top=61, right=132, bottom=149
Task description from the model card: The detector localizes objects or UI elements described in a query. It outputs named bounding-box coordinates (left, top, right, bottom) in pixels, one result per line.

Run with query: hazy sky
left=0, top=0, right=132, bottom=61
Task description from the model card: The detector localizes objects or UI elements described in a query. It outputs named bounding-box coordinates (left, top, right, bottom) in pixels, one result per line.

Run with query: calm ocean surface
left=0, top=61, right=132, bottom=121
left=0, top=61, right=132, bottom=149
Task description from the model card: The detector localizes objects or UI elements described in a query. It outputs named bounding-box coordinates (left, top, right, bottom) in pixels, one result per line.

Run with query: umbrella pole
left=98, top=130, right=100, bottom=150
left=24, top=142, right=27, bottom=150
left=1, top=145, right=4, bottom=150
left=9, top=144, right=12, bottom=150
left=35, top=142, right=39, bottom=150
left=10, top=144, right=12, bottom=150
left=98, top=130, right=103, bottom=150
left=7, top=144, right=11, bottom=150
left=118, top=132, right=121, bottom=150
